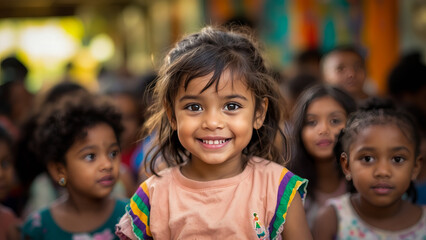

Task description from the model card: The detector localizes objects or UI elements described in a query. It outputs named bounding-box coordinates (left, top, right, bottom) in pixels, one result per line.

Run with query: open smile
left=198, top=138, right=231, bottom=148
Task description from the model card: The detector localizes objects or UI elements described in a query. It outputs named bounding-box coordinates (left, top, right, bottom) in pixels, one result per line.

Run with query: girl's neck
left=351, top=193, right=403, bottom=220
left=62, top=193, right=112, bottom=214
left=181, top=158, right=244, bottom=181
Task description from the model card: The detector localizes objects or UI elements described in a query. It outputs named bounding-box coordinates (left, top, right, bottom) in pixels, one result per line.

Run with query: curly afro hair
left=35, top=93, right=123, bottom=166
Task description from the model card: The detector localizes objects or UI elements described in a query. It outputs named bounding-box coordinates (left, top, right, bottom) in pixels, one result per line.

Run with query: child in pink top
left=115, top=26, right=311, bottom=239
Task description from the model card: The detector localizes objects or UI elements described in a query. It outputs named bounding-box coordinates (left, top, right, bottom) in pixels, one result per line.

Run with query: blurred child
left=0, top=56, right=34, bottom=139
left=321, top=46, right=370, bottom=102
left=15, top=82, right=132, bottom=218
left=115, top=26, right=312, bottom=239
left=313, top=98, right=426, bottom=239
left=289, top=84, right=357, bottom=228
left=0, top=125, right=21, bottom=240
left=21, top=93, right=127, bottom=239
left=387, top=52, right=426, bottom=204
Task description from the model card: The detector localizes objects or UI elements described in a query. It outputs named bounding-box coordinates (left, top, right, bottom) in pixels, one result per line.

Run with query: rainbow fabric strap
left=268, top=168, right=308, bottom=239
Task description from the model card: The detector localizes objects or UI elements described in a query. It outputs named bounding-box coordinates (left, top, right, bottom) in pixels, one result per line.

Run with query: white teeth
left=203, top=139, right=226, bottom=144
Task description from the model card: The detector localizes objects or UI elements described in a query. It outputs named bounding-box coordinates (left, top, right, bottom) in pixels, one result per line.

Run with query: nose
left=345, top=67, right=355, bottom=78
left=201, top=109, right=224, bottom=130
left=373, top=159, right=391, bottom=178
left=317, top=121, right=329, bottom=135
left=100, top=154, right=114, bottom=172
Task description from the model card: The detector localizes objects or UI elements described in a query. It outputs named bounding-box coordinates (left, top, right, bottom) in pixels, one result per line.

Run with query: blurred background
left=0, top=0, right=425, bottom=96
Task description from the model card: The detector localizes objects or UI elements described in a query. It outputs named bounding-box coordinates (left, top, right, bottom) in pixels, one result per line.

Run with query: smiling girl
left=115, top=25, right=312, bottom=240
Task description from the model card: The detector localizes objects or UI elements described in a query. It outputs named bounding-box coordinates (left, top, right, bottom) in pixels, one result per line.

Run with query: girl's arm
left=281, top=193, right=313, bottom=240
left=312, top=205, right=337, bottom=240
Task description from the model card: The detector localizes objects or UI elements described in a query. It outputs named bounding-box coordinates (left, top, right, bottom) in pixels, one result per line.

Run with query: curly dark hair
left=336, top=97, right=420, bottom=202
left=144, top=25, right=289, bottom=175
left=35, top=93, right=123, bottom=165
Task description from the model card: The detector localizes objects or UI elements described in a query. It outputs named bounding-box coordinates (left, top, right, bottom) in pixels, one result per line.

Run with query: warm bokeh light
left=89, top=33, right=115, bottom=62
left=19, top=24, right=77, bottom=62
left=0, top=22, right=15, bottom=56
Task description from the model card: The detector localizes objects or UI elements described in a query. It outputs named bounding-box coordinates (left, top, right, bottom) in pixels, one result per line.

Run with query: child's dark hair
left=144, top=25, right=288, bottom=175
left=321, top=45, right=365, bottom=69
left=35, top=93, right=123, bottom=165
left=336, top=97, right=420, bottom=202
left=289, top=84, right=357, bottom=200
left=0, top=124, right=13, bottom=148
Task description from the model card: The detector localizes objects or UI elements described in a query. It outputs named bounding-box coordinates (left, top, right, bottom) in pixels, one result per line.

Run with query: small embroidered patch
left=253, top=212, right=268, bottom=239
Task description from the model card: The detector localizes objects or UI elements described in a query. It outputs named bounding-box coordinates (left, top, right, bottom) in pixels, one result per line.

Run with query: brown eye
left=361, top=156, right=374, bottom=163
left=224, top=103, right=240, bottom=111
left=84, top=153, right=96, bottom=162
left=186, top=104, right=203, bottom=111
left=109, top=150, right=120, bottom=159
left=392, top=156, right=405, bottom=163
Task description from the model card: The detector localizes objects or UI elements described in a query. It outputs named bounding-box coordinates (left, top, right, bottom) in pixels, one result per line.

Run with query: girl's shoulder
left=21, top=207, right=54, bottom=239
left=142, top=166, right=175, bottom=186
left=250, top=157, right=307, bottom=186
left=249, top=156, right=286, bottom=175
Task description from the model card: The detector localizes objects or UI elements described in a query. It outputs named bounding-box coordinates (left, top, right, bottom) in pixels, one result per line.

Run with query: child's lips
left=198, top=137, right=231, bottom=149
left=316, top=139, right=332, bottom=147
left=97, top=175, right=115, bottom=186
left=371, top=183, right=394, bottom=195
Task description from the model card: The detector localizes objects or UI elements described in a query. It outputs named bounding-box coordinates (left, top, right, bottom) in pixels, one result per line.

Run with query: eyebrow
left=78, top=145, right=96, bottom=154
left=305, top=111, right=346, bottom=117
left=356, top=146, right=410, bottom=153
left=178, top=94, right=248, bottom=102
left=77, top=142, right=120, bottom=154
left=390, top=146, right=410, bottom=152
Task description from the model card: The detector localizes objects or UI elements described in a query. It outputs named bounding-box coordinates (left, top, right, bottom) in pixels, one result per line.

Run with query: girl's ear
left=46, top=161, right=67, bottom=184
left=340, top=152, right=351, bottom=176
left=411, top=155, right=423, bottom=181
left=253, top=97, right=268, bottom=130
left=166, top=107, right=177, bottom=130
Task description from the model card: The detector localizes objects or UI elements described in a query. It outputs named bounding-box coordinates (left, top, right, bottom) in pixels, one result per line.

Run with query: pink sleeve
left=115, top=214, right=138, bottom=240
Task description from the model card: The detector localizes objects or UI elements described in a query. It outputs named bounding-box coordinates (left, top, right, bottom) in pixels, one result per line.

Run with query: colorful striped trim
left=128, top=182, right=153, bottom=240
left=268, top=168, right=308, bottom=239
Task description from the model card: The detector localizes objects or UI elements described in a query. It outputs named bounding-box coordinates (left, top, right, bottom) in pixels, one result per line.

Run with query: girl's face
left=341, top=124, right=422, bottom=207
left=301, top=96, right=347, bottom=161
left=0, top=141, right=14, bottom=201
left=62, top=123, right=121, bottom=200
left=171, top=70, right=266, bottom=177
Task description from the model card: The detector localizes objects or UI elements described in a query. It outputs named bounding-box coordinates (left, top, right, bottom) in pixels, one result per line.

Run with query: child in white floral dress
left=313, top=98, right=426, bottom=239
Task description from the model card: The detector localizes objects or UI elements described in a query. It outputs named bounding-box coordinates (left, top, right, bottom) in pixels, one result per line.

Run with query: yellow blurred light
left=19, top=24, right=77, bottom=61
left=0, top=25, right=15, bottom=55
left=89, top=34, right=114, bottom=62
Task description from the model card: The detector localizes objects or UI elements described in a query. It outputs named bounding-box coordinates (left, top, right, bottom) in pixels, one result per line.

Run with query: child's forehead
left=328, top=51, right=363, bottom=63
left=181, top=69, right=249, bottom=93
left=351, top=123, right=413, bottom=148
left=74, top=123, right=118, bottom=143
